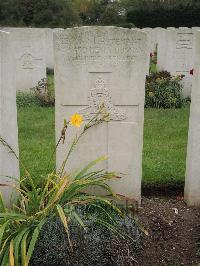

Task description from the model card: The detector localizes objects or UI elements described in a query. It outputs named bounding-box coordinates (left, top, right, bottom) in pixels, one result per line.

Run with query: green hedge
left=127, top=3, right=200, bottom=28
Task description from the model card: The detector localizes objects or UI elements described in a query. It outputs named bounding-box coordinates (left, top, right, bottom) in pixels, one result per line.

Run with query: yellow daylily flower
left=148, top=91, right=154, bottom=97
left=70, top=113, right=83, bottom=127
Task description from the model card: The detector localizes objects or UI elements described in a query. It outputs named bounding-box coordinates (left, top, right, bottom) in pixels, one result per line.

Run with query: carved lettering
left=55, top=29, right=146, bottom=63
left=176, top=33, right=193, bottom=49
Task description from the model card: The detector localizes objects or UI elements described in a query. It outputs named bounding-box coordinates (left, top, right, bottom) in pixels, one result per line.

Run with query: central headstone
left=54, top=27, right=148, bottom=203
left=0, top=31, right=19, bottom=205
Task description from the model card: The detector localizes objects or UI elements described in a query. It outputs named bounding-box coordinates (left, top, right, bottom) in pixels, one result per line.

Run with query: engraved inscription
left=176, top=33, right=193, bottom=49
left=55, top=29, right=146, bottom=63
left=80, top=77, right=127, bottom=121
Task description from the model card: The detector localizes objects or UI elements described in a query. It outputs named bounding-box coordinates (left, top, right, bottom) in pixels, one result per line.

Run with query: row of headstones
left=143, top=27, right=200, bottom=98
left=0, top=26, right=198, bottom=97
left=0, top=27, right=200, bottom=207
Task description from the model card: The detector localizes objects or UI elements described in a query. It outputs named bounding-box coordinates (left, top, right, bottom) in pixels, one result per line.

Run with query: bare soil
left=136, top=197, right=200, bottom=266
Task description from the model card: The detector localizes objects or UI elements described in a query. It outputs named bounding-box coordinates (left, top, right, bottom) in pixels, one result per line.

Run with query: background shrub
left=145, top=71, right=186, bottom=109
left=33, top=76, right=55, bottom=107
left=16, top=91, right=40, bottom=108
left=17, top=75, right=55, bottom=108
left=146, top=71, right=171, bottom=83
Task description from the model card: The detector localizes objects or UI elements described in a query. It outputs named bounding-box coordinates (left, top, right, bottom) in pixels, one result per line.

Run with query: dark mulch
left=142, top=183, right=184, bottom=197
left=136, top=197, right=200, bottom=266
left=30, top=212, right=142, bottom=266
left=30, top=197, right=200, bottom=266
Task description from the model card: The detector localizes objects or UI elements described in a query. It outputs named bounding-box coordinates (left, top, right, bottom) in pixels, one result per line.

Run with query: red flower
left=176, top=196, right=184, bottom=201
left=150, top=52, right=153, bottom=58
left=190, top=68, right=194, bottom=75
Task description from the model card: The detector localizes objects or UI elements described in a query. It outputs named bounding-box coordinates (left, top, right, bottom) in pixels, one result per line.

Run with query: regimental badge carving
left=80, top=77, right=127, bottom=121
left=20, top=53, right=35, bottom=69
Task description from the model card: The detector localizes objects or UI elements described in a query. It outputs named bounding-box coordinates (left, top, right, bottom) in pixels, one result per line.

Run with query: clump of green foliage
left=145, top=71, right=186, bottom=109
left=17, top=75, right=55, bottom=108
left=0, top=109, right=124, bottom=265
left=16, top=91, right=40, bottom=108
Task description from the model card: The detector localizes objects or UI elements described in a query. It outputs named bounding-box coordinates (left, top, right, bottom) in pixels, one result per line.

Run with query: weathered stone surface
left=0, top=31, right=19, bottom=205
left=4, top=27, right=46, bottom=91
left=54, top=26, right=148, bottom=203
left=142, top=27, right=158, bottom=53
left=185, top=30, right=200, bottom=206
left=157, top=27, right=194, bottom=98
left=45, top=28, right=63, bottom=69
left=157, top=28, right=168, bottom=71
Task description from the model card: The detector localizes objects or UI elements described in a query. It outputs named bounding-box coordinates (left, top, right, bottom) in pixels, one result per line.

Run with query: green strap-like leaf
left=56, top=205, right=68, bottom=232
left=74, top=156, right=108, bottom=180
left=72, top=211, right=86, bottom=230
left=56, top=204, right=72, bottom=248
left=0, top=193, right=6, bottom=213
left=14, top=228, right=30, bottom=266
left=26, top=219, right=46, bottom=264
left=9, top=240, right=14, bottom=266
left=21, top=231, right=30, bottom=266
left=1, top=245, right=9, bottom=266
left=0, top=221, right=9, bottom=249
left=0, top=213, right=27, bottom=219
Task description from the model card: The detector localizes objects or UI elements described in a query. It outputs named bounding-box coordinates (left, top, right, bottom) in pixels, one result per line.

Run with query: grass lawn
left=143, top=106, right=190, bottom=185
left=17, top=105, right=190, bottom=186
left=18, top=106, right=55, bottom=180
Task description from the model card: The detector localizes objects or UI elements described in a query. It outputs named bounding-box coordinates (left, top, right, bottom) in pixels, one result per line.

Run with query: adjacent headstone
left=192, top=27, right=200, bottom=32
left=5, top=28, right=46, bottom=91
left=143, top=27, right=162, bottom=52
left=45, top=28, right=63, bottom=70
left=141, top=29, right=151, bottom=75
left=184, top=30, right=200, bottom=206
left=54, top=26, right=148, bottom=203
left=0, top=31, right=19, bottom=205
left=157, top=27, right=176, bottom=72
left=142, top=28, right=157, bottom=53
left=157, top=28, right=168, bottom=71
left=157, top=28, right=194, bottom=98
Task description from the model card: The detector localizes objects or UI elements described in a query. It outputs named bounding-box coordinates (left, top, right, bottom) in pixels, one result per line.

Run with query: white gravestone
left=6, top=28, right=46, bottom=91
left=142, top=28, right=155, bottom=53
left=157, top=28, right=194, bottom=98
left=0, top=31, right=19, bottom=205
left=141, top=28, right=151, bottom=75
left=185, top=30, right=200, bottom=206
left=143, top=27, right=162, bottom=52
left=54, top=27, right=148, bottom=203
left=45, top=28, right=63, bottom=70
left=157, top=27, right=175, bottom=72
left=157, top=28, right=168, bottom=71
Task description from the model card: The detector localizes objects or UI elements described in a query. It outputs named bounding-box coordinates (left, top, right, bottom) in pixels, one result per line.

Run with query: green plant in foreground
left=0, top=109, right=122, bottom=266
